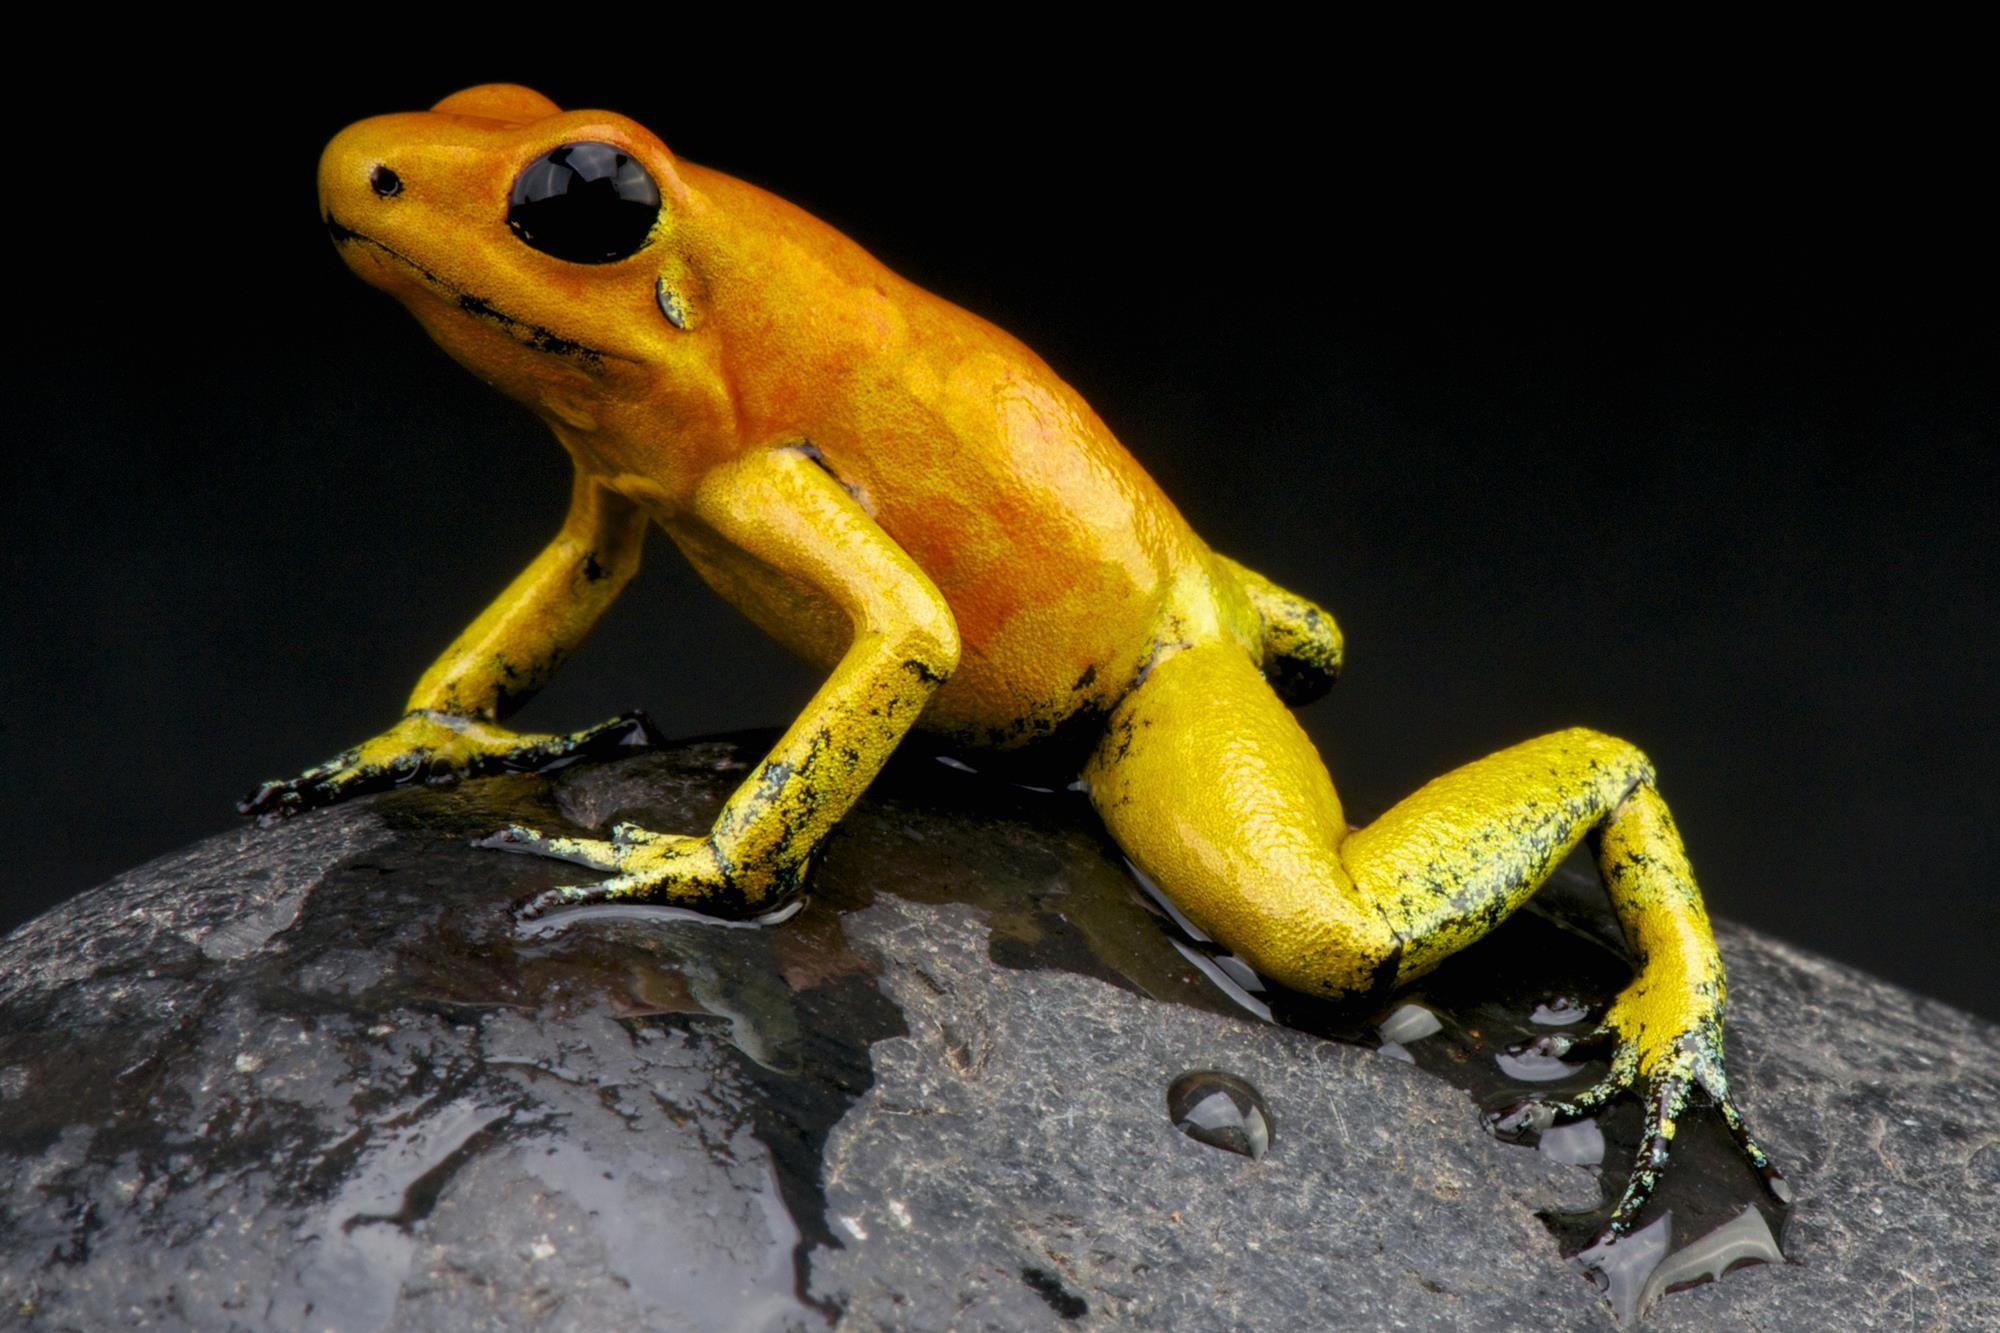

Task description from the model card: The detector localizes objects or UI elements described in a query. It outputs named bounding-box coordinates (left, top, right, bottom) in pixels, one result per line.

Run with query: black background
left=6, top=55, right=1993, bottom=1017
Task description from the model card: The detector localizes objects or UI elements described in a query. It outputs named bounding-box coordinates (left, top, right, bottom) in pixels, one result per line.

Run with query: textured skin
left=259, top=82, right=1780, bottom=1241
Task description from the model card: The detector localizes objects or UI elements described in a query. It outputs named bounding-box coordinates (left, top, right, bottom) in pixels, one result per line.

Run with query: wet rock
left=1, top=735, right=1994, bottom=1330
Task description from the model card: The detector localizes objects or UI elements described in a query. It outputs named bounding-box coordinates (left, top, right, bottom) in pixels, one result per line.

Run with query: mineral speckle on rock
left=2, top=735, right=1995, bottom=1330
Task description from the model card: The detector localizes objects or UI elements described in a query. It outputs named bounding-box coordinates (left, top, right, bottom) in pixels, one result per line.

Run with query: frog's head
left=319, top=84, right=698, bottom=415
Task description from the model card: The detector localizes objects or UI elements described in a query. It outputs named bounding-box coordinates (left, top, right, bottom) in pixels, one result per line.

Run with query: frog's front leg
left=1087, top=638, right=1783, bottom=1243
left=240, top=474, right=653, bottom=820
left=492, top=445, right=959, bottom=921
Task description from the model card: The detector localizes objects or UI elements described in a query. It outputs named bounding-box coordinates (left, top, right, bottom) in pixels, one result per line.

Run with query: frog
left=250, top=81, right=1786, bottom=1248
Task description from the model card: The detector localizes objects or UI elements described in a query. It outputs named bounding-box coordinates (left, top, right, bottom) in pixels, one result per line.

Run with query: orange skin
left=322, top=83, right=1243, bottom=752
left=256, top=83, right=1782, bottom=1249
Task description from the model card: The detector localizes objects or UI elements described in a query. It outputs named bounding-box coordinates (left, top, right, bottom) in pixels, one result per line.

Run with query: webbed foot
left=1486, top=1012, right=1787, bottom=1244
left=481, top=820, right=752, bottom=923
left=239, top=709, right=660, bottom=822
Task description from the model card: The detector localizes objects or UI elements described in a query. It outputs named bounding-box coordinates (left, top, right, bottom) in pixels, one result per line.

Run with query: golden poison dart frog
left=250, top=82, right=1786, bottom=1245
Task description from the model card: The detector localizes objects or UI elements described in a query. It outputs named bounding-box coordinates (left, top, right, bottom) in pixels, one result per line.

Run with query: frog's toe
left=238, top=777, right=308, bottom=822
left=1591, top=1066, right=1702, bottom=1240
left=515, top=710, right=663, bottom=771
left=589, top=709, right=664, bottom=751
left=476, top=824, right=623, bottom=870
left=610, top=820, right=667, bottom=847
left=237, top=750, right=372, bottom=822
left=1484, top=1074, right=1624, bottom=1142
left=1714, top=1080, right=1792, bottom=1204
left=511, top=875, right=638, bottom=923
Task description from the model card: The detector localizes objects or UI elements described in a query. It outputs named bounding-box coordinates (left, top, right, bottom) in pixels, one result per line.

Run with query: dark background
left=6, top=57, right=1993, bottom=1017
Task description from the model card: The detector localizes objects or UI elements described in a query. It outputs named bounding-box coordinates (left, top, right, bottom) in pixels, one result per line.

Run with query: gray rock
left=1, top=736, right=1993, bottom=1331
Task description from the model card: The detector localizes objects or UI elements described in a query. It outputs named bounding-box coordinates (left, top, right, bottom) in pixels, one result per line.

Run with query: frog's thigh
left=1084, top=641, right=1396, bottom=998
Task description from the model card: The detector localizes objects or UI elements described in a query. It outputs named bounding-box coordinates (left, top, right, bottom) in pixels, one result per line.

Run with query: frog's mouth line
left=324, top=212, right=633, bottom=371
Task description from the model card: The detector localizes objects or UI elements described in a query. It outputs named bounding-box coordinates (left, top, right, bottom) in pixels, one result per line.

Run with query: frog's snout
left=317, top=115, right=454, bottom=292
left=317, top=112, right=471, bottom=255
left=317, top=117, right=405, bottom=230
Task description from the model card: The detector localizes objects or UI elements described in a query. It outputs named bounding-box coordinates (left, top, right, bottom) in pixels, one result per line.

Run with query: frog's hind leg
left=1086, top=639, right=1390, bottom=996
left=1084, top=638, right=1782, bottom=1239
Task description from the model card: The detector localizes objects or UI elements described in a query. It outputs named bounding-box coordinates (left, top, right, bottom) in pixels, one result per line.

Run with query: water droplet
left=1538, top=1118, right=1606, bottom=1166
left=1531, top=995, right=1591, bottom=1026
left=1167, top=1071, right=1272, bottom=1160
left=1377, top=1003, right=1442, bottom=1045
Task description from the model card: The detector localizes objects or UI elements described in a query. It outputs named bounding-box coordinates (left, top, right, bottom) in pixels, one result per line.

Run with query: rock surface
left=1, top=735, right=1994, bottom=1331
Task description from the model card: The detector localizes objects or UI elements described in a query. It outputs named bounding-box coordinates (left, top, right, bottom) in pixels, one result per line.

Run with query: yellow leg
left=492, top=446, right=960, bottom=921
left=1085, top=638, right=1782, bottom=1238
left=241, top=474, right=654, bottom=820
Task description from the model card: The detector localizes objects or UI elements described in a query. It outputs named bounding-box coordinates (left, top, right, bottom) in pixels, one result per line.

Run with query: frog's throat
left=322, top=211, right=635, bottom=370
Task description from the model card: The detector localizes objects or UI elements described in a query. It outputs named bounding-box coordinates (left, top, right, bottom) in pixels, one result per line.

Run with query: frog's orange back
left=672, top=160, right=1233, bottom=742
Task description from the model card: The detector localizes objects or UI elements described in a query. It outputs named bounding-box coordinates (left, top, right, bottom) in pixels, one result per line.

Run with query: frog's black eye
left=507, top=142, right=661, bottom=264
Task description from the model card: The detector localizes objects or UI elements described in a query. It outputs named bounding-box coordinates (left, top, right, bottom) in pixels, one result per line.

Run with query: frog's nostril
left=369, top=165, right=403, bottom=198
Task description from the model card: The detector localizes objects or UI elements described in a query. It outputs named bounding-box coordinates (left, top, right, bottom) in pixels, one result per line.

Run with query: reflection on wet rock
left=4, top=734, right=1994, bottom=1328
left=1167, top=1070, right=1274, bottom=1160
left=1576, top=1212, right=1675, bottom=1324
left=1575, top=1202, right=1788, bottom=1324
left=1531, top=996, right=1592, bottom=1026
left=1494, top=1046, right=1589, bottom=1082
left=1377, top=1002, right=1443, bottom=1045
left=1538, top=1118, right=1608, bottom=1167
left=1637, top=1204, right=1784, bottom=1313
